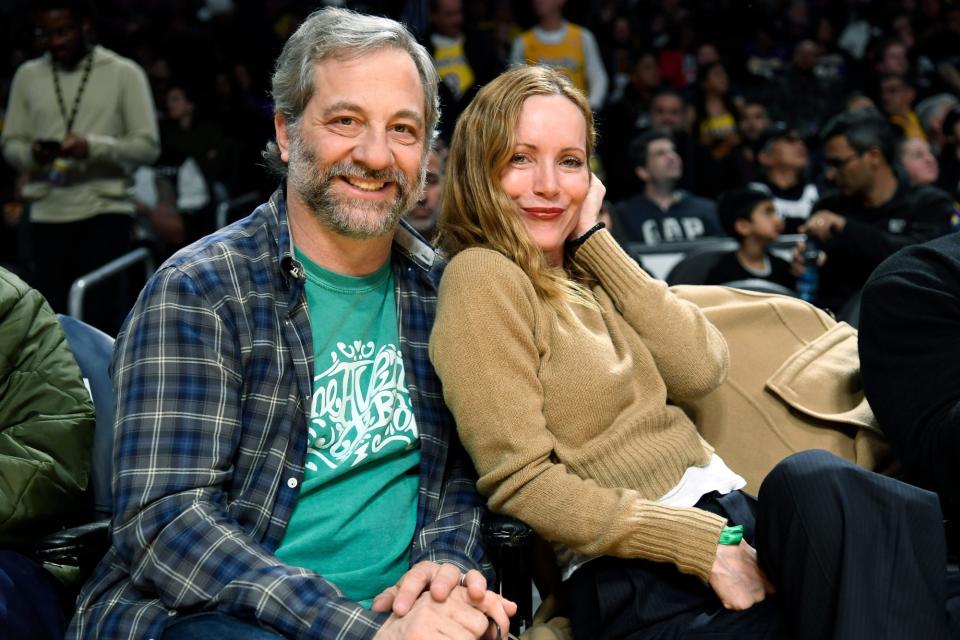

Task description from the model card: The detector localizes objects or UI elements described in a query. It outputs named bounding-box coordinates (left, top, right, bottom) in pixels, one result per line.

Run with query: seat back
left=626, top=238, right=737, bottom=281
left=720, top=278, right=799, bottom=297
left=665, top=249, right=731, bottom=285
left=837, top=289, right=862, bottom=328
left=57, top=315, right=115, bottom=518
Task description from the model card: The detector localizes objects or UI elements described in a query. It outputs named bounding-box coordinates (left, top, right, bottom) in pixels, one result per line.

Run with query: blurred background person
left=509, top=0, right=608, bottom=110
left=601, top=50, right=663, bottom=201
left=738, top=101, right=773, bottom=156
left=751, top=124, right=819, bottom=233
left=795, top=110, right=955, bottom=315
left=773, top=40, right=843, bottom=142
left=131, top=82, right=231, bottom=262
left=402, top=141, right=446, bottom=242
left=691, top=61, right=740, bottom=160
left=899, top=136, right=940, bottom=186
left=424, top=0, right=504, bottom=144
left=705, top=186, right=795, bottom=290
left=1, top=0, right=158, bottom=334
left=689, top=61, right=749, bottom=199
left=845, top=91, right=877, bottom=113
left=924, top=4, right=960, bottom=95
left=937, top=106, right=960, bottom=199
left=873, top=38, right=911, bottom=78
left=611, top=128, right=722, bottom=247
left=916, top=93, right=958, bottom=153
left=880, top=73, right=925, bottom=140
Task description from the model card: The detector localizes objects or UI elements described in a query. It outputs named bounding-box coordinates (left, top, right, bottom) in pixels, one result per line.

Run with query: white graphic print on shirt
left=307, top=340, right=418, bottom=471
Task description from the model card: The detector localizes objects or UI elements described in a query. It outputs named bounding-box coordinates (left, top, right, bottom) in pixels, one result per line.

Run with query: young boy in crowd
left=705, top=186, right=796, bottom=289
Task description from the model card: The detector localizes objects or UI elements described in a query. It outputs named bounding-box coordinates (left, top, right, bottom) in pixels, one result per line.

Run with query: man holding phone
left=1, top=0, right=158, bottom=333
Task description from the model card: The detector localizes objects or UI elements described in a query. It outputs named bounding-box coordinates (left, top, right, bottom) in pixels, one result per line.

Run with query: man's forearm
left=113, top=493, right=387, bottom=639
left=87, top=132, right=160, bottom=166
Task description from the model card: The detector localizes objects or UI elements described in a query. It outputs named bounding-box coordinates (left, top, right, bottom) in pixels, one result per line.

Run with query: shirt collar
left=273, top=187, right=442, bottom=288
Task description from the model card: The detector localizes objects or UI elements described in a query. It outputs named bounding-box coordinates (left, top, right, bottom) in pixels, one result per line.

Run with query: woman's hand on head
left=572, top=173, right=606, bottom=239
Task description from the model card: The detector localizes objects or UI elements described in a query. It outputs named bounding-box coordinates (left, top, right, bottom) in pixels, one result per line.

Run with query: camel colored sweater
left=430, top=229, right=729, bottom=580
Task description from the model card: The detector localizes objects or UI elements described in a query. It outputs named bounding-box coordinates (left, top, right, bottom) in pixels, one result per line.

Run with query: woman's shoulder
left=440, top=248, right=539, bottom=307
left=444, top=247, right=528, bottom=282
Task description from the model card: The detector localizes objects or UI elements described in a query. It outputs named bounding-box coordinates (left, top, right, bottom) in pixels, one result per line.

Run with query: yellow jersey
left=520, top=24, right=587, bottom=93
left=431, top=34, right=474, bottom=100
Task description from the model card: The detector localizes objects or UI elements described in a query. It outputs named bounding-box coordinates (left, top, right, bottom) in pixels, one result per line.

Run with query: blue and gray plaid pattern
left=67, top=189, right=489, bottom=640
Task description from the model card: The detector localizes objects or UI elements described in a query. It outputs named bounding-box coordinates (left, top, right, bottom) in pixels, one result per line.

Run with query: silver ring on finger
left=487, top=616, right=502, bottom=640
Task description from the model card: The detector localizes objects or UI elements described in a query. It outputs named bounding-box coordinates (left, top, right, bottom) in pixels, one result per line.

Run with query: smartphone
left=35, top=139, right=61, bottom=153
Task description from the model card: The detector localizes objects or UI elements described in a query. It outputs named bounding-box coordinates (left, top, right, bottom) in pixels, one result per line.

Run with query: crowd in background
left=2, top=3, right=960, bottom=638
left=1, top=0, right=960, bottom=325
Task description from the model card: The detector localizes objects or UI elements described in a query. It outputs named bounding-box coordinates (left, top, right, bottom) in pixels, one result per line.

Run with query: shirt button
left=167, top=610, right=177, bottom=617
left=287, top=477, right=298, bottom=489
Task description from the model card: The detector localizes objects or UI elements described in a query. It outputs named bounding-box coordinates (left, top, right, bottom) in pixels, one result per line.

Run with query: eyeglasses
left=823, top=154, right=859, bottom=171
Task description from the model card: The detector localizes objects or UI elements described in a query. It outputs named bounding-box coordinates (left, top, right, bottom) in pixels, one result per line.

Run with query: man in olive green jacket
left=0, top=266, right=95, bottom=639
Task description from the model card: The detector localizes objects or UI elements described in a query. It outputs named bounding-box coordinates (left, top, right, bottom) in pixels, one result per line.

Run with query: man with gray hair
left=68, top=8, right=513, bottom=640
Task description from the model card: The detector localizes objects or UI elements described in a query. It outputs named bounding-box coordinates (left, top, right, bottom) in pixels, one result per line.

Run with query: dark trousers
left=30, top=213, right=134, bottom=334
left=906, top=412, right=960, bottom=551
left=566, top=450, right=951, bottom=640
left=161, top=612, right=285, bottom=640
left=0, top=550, right=67, bottom=640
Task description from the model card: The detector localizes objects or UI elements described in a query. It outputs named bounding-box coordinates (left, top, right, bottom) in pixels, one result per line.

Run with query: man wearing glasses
left=794, top=109, right=956, bottom=314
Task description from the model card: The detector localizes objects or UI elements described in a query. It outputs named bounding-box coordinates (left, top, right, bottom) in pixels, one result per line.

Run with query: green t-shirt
left=275, top=248, right=420, bottom=607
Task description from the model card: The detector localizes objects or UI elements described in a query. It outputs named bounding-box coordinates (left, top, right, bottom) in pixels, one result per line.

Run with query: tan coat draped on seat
left=671, top=285, right=898, bottom=493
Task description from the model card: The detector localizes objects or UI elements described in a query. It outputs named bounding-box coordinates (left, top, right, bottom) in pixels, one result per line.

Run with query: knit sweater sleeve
left=429, top=249, right=725, bottom=580
left=574, top=229, right=729, bottom=400
left=0, top=64, right=37, bottom=172
left=85, top=55, right=160, bottom=166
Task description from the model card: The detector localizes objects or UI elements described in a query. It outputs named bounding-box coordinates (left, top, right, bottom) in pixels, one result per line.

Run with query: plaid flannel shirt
left=68, top=189, right=489, bottom=640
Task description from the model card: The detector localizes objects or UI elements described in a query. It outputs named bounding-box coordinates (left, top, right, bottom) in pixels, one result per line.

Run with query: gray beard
left=287, top=134, right=422, bottom=240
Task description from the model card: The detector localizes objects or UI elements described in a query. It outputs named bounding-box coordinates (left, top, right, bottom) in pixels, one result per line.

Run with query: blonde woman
left=429, top=66, right=951, bottom=640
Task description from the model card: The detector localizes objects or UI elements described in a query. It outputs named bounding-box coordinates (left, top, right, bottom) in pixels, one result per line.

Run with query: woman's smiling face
left=499, top=94, right=590, bottom=265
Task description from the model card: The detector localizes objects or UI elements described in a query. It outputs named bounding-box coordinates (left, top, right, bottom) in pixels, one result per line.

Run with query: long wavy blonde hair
left=436, top=65, right=598, bottom=309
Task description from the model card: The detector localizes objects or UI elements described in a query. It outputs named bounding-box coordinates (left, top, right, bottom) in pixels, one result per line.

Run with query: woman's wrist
left=718, top=525, right=743, bottom=545
left=567, top=221, right=605, bottom=251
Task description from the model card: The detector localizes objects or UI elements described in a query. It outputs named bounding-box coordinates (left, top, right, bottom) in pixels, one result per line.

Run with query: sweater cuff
left=85, top=133, right=115, bottom=162
left=624, top=501, right=727, bottom=581
left=574, top=228, right=661, bottom=302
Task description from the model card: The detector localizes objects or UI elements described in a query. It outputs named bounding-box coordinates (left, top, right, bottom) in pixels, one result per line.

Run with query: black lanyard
left=52, top=49, right=94, bottom=134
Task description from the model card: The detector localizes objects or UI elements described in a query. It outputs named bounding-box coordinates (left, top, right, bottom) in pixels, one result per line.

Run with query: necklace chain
left=52, top=49, right=94, bottom=134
